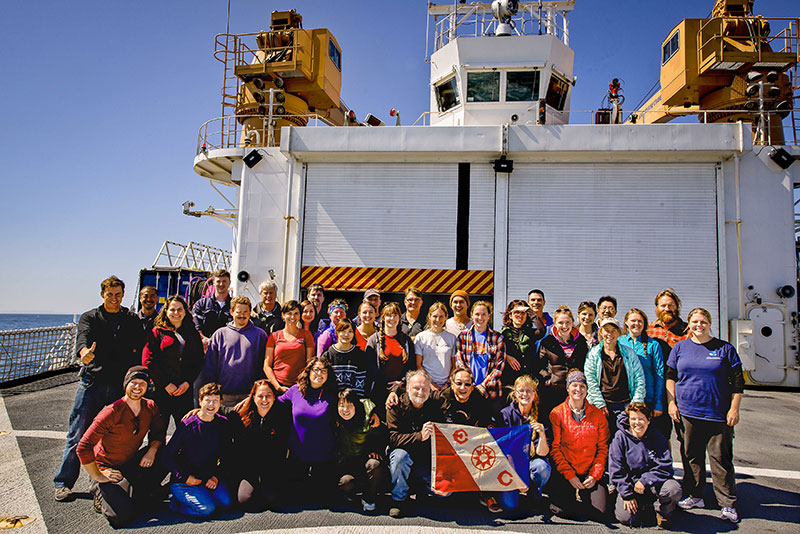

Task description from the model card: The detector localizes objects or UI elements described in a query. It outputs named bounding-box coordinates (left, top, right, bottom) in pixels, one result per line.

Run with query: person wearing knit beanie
left=445, top=290, right=472, bottom=337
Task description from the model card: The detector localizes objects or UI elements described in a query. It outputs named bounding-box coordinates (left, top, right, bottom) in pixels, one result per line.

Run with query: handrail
left=197, top=107, right=799, bottom=153
left=428, top=1, right=574, bottom=57
left=0, top=323, right=78, bottom=383
left=197, top=113, right=332, bottom=153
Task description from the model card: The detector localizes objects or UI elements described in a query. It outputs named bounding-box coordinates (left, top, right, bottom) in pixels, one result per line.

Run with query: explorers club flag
left=431, top=423, right=531, bottom=493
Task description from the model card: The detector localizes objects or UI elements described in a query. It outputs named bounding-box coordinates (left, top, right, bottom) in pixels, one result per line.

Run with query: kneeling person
left=610, top=402, right=680, bottom=527
left=164, top=383, right=234, bottom=517
left=386, top=369, right=446, bottom=518
left=77, top=366, right=167, bottom=527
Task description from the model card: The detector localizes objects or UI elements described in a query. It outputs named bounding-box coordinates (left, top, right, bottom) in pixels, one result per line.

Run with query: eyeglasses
left=453, top=381, right=473, bottom=387
left=405, top=297, right=422, bottom=303
left=132, top=416, right=140, bottom=436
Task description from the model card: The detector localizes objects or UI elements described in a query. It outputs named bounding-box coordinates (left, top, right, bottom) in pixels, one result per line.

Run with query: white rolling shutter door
left=303, top=163, right=459, bottom=269
left=468, top=164, right=496, bottom=270
left=507, top=163, right=719, bottom=325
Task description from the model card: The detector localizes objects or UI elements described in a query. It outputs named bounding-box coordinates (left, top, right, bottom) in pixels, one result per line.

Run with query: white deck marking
left=0, top=395, right=47, bottom=533
left=671, top=462, right=800, bottom=480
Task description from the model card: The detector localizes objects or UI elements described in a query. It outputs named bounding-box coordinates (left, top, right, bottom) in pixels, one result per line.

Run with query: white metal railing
left=152, top=241, right=232, bottom=271
left=428, top=1, right=575, bottom=57
left=0, top=324, right=77, bottom=383
left=412, top=107, right=798, bottom=144
left=197, top=114, right=332, bottom=153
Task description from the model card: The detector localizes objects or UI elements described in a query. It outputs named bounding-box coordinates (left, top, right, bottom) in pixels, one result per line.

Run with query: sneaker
left=481, top=496, right=503, bottom=513
left=721, top=507, right=739, bottom=523
left=54, top=487, right=71, bottom=502
left=678, top=496, right=705, bottom=510
left=388, top=501, right=404, bottom=518
left=361, top=499, right=376, bottom=513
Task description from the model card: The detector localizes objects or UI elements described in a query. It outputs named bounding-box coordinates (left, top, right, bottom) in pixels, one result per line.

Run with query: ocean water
left=0, top=313, right=77, bottom=332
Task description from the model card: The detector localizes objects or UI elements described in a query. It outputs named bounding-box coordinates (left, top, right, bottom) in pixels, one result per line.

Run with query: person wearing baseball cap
left=445, top=290, right=471, bottom=336
left=585, top=317, right=646, bottom=442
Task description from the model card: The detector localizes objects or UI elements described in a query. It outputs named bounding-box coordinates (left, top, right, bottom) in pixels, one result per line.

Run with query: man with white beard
left=386, top=369, right=445, bottom=518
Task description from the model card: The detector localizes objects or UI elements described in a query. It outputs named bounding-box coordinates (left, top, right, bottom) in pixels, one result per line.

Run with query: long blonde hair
left=508, top=374, right=539, bottom=422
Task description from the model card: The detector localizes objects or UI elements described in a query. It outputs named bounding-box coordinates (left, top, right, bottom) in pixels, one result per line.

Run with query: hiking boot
left=54, top=487, right=71, bottom=502
left=678, top=496, right=704, bottom=510
left=720, top=507, right=739, bottom=523
left=388, top=501, right=404, bottom=518
left=483, top=496, right=503, bottom=513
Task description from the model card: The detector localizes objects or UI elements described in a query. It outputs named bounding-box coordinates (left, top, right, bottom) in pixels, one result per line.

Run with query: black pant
left=337, top=456, right=387, bottom=503
left=547, top=467, right=608, bottom=521
left=675, top=415, right=736, bottom=508
left=285, top=456, right=337, bottom=504
left=153, top=390, right=194, bottom=430
left=90, top=448, right=166, bottom=527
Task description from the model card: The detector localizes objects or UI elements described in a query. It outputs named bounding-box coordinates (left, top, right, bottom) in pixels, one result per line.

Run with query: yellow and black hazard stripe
left=300, top=266, right=493, bottom=294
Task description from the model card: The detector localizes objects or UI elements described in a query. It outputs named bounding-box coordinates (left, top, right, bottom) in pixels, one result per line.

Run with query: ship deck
left=1, top=373, right=798, bottom=533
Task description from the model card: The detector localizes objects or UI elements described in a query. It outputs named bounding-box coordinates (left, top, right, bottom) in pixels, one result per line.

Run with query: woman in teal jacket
left=617, top=308, right=669, bottom=439
left=585, top=318, right=645, bottom=442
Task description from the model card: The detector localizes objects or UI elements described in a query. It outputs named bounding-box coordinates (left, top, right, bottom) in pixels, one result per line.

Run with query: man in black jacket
left=54, top=276, right=144, bottom=502
left=386, top=369, right=445, bottom=518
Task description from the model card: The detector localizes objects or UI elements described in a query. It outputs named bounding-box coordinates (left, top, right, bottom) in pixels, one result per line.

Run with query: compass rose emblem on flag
left=430, top=423, right=531, bottom=493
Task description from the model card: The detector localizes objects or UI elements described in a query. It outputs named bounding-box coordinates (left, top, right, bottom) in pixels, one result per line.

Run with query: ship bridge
left=427, top=1, right=575, bottom=127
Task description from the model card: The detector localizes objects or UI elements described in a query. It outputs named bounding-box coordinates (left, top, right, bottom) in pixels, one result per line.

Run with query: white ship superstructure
left=191, top=1, right=800, bottom=387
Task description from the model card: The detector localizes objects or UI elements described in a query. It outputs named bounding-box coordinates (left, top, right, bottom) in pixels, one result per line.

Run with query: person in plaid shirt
left=646, top=289, right=689, bottom=355
left=454, top=300, right=505, bottom=411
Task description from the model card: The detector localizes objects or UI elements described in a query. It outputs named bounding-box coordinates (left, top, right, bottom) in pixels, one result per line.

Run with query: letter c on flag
left=453, top=429, right=468, bottom=444
left=498, top=470, right=513, bottom=486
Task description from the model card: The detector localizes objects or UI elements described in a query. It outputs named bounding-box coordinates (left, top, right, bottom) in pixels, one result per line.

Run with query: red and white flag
left=431, top=423, right=531, bottom=493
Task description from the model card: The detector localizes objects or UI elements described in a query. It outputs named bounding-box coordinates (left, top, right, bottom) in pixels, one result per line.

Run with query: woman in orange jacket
left=548, top=369, right=610, bottom=521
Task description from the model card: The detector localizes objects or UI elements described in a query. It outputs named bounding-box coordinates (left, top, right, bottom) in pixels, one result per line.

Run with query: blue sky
left=1, top=0, right=795, bottom=313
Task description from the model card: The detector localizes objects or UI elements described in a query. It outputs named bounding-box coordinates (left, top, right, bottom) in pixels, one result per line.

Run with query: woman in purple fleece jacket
left=609, top=403, right=680, bottom=527
left=278, top=356, right=338, bottom=502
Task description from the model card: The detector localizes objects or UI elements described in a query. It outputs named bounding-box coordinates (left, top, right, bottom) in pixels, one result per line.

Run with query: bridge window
left=467, top=71, right=500, bottom=102
left=506, top=71, right=540, bottom=102
left=435, top=76, right=461, bottom=112
left=329, top=39, right=341, bottom=71
left=544, top=74, right=569, bottom=111
left=662, top=30, right=679, bottom=65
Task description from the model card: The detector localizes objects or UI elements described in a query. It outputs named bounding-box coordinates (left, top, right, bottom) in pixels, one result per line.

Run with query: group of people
left=53, top=272, right=744, bottom=528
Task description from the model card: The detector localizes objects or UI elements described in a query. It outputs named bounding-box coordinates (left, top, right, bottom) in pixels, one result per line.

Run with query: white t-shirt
left=445, top=317, right=472, bottom=337
left=414, top=329, right=457, bottom=387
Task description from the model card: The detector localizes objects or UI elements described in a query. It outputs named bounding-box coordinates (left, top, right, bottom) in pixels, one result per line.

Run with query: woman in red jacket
left=142, top=295, right=204, bottom=427
left=548, top=369, right=610, bottom=521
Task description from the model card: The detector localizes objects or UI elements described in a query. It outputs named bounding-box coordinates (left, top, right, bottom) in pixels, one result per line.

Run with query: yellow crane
left=631, top=0, right=799, bottom=144
left=214, top=10, right=350, bottom=147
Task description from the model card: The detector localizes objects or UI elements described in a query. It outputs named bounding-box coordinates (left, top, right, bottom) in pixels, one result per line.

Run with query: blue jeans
left=498, top=457, right=551, bottom=510
left=54, top=376, right=119, bottom=488
left=170, top=481, right=232, bottom=517
left=390, top=448, right=450, bottom=502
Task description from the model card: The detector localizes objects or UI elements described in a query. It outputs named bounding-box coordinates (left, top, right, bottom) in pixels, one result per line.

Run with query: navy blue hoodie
left=608, top=412, right=674, bottom=499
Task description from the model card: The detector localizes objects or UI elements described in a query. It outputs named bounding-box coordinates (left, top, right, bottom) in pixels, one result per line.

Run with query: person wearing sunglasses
left=500, top=300, right=543, bottom=389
